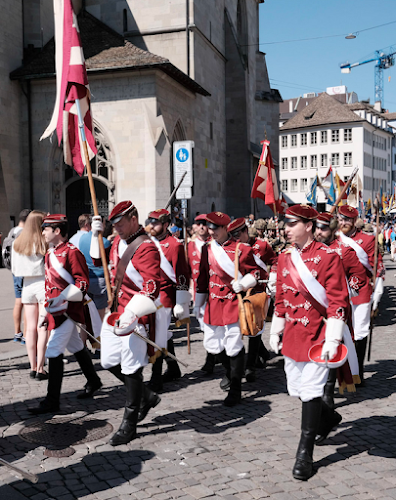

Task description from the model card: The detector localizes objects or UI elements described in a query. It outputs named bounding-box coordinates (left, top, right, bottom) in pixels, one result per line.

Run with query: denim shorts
left=88, top=276, right=108, bottom=310
left=13, top=275, right=23, bottom=299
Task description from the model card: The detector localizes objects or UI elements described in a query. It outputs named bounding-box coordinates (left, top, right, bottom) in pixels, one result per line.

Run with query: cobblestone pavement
left=1, top=256, right=396, bottom=500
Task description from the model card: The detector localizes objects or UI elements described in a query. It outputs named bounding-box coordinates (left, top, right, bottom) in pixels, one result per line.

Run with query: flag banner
left=347, top=174, right=363, bottom=208
left=251, top=140, right=282, bottom=213
left=335, top=172, right=348, bottom=206
left=40, top=0, right=97, bottom=175
left=278, top=192, right=288, bottom=215
left=365, top=198, right=372, bottom=217
left=319, top=166, right=336, bottom=205
left=306, top=177, right=317, bottom=206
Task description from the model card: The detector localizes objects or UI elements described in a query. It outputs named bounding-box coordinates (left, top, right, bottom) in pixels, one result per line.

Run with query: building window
left=291, top=179, right=298, bottom=192
left=344, top=152, right=352, bottom=166
left=321, top=154, right=327, bottom=167
left=291, top=157, right=297, bottom=170
left=301, top=156, right=307, bottom=169
left=321, top=131, right=327, bottom=144
left=281, top=179, right=288, bottom=192
left=291, top=134, right=297, bottom=147
left=301, top=133, right=307, bottom=146
left=331, top=129, right=339, bottom=143
left=310, top=155, right=317, bottom=169
left=344, top=128, right=352, bottom=142
left=281, top=158, right=288, bottom=170
left=301, top=178, right=307, bottom=192
left=331, top=153, right=340, bottom=166
left=310, top=132, right=317, bottom=145
left=281, top=136, right=288, bottom=148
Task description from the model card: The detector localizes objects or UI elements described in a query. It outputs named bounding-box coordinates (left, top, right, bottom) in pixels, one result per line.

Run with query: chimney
left=374, top=101, right=382, bottom=112
left=289, top=100, right=293, bottom=113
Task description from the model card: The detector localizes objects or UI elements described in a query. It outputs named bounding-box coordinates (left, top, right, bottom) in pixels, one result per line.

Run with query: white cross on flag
left=40, top=0, right=96, bottom=176
left=251, top=140, right=282, bottom=213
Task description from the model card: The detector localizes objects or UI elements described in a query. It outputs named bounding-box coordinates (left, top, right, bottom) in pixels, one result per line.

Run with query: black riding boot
left=355, top=337, right=368, bottom=386
left=201, top=352, right=216, bottom=375
left=162, top=338, right=181, bottom=383
left=74, top=347, right=103, bottom=399
left=257, top=340, right=271, bottom=367
left=217, top=350, right=231, bottom=391
left=315, top=399, right=342, bottom=445
left=245, top=336, right=260, bottom=382
left=292, top=397, right=322, bottom=481
left=322, top=368, right=337, bottom=409
left=149, top=354, right=163, bottom=393
left=29, top=354, right=64, bottom=414
left=109, top=369, right=143, bottom=446
left=224, top=348, right=245, bottom=407
left=138, top=384, right=161, bottom=422
left=108, top=364, right=125, bottom=384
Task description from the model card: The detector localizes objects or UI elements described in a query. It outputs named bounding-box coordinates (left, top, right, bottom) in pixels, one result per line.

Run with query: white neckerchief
left=339, top=232, right=373, bottom=273
left=291, top=247, right=328, bottom=308
left=151, top=237, right=177, bottom=283
left=210, top=240, right=243, bottom=280
left=118, top=239, right=144, bottom=290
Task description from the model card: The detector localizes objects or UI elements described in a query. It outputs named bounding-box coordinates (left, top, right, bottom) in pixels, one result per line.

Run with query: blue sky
left=259, top=0, right=396, bottom=110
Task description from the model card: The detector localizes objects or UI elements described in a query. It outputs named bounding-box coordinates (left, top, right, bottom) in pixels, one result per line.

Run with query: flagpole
left=273, top=203, right=280, bottom=239
left=329, top=166, right=359, bottom=214
left=75, top=98, right=113, bottom=304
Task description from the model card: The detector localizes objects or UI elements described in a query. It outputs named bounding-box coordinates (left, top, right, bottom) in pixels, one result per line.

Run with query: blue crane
left=340, top=48, right=395, bottom=107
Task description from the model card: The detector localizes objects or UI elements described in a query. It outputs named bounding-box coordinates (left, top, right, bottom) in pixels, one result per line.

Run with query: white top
left=11, top=243, right=45, bottom=278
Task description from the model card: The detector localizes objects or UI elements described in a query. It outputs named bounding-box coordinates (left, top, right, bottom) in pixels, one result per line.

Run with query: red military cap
left=109, top=200, right=135, bottom=223
left=42, top=214, right=68, bottom=226
left=285, top=204, right=318, bottom=222
left=205, top=211, right=231, bottom=228
left=147, top=208, right=171, bottom=224
left=194, top=213, right=207, bottom=223
left=338, top=204, right=358, bottom=219
left=316, top=212, right=338, bottom=229
left=227, top=217, right=247, bottom=234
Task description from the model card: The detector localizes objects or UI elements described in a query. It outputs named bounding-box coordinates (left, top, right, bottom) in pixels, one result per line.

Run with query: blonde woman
left=12, top=210, right=49, bottom=379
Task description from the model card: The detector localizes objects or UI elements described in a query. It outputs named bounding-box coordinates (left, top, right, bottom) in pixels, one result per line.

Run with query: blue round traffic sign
left=176, top=148, right=189, bottom=162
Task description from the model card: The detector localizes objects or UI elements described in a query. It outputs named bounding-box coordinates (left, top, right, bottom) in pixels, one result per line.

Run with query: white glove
left=372, top=277, right=384, bottom=311
left=126, top=294, right=157, bottom=318
left=194, top=292, right=207, bottom=321
left=194, top=306, right=204, bottom=321
left=231, top=273, right=257, bottom=293
left=173, top=290, right=192, bottom=319
left=46, top=284, right=83, bottom=314
left=118, top=308, right=137, bottom=329
left=91, top=216, right=103, bottom=236
left=269, top=315, right=285, bottom=354
left=321, top=317, right=344, bottom=361
left=267, top=272, right=277, bottom=298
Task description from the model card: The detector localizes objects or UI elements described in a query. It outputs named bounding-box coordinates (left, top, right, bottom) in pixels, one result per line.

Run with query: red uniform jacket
left=45, top=241, right=89, bottom=330
left=249, top=237, right=278, bottom=270
left=196, top=237, right=262, bottom=326
left=105, top=228, right=161, bottom=315
left=274, top=240, right=349, bottom=362
left=188, top=238, right=209, bottom=296
left=328, top=238, right=371, bottom=305
left=349, top=229, right=385, bottom=281
left=153, top=233, right=190, bottom=308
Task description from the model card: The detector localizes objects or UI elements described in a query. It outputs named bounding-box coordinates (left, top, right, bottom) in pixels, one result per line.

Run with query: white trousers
left=284, top=356, right=329, bottom=402
left=46, top=318, right=84, bottom=358
left=155, top=306, right=172, bottom=348
left=352, top=301, right=372, bottom=341
left=203, top=322, right=244, bottom=357
left=100, top=322, right=148, bottom=375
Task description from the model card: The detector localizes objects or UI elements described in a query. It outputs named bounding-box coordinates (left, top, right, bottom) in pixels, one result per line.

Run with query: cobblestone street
left=0, top=256, right=396, bottom=500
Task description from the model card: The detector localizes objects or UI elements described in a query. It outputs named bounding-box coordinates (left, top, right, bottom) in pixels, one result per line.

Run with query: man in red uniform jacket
left=337, top=204, right=385, bottom=385
left=270, top=205, right=350, bottom=480
left=147, top=209, right=191, bottom=391
left=91, top=201, right=162, bottom=445
left=29, top=215, right=102, bottom=415
left=195, top=211, right=261, bottom=406
left=187, top=214, right=215, bottom=374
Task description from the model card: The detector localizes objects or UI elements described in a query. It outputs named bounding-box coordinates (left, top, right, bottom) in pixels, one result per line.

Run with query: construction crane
left=340, top=48, right=395, bottom=107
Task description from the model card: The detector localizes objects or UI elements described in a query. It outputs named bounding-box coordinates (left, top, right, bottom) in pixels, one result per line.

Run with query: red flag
left=251, top=140, right=281, bottom=213
left=278, top=193, right=288, bottom=215
left=40, top=0, right=96, bottom=176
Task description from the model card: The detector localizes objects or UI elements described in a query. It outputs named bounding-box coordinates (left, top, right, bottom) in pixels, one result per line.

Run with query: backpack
left=2, top=227, right=19, bottom=271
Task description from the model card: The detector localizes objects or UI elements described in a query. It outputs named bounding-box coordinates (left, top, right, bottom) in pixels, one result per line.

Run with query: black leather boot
left=108, top=364, right=125, bottom=384
left=201, top=352, right=216, bottom=375
left=109, top=369, right=143, bottom=446
left=224, top=348, right=245, bottom=407
left=162, top=338, right=181, bottom=383
left=74, top=347, right=103, bottom=399
left=217, top=350, right=231, bottom=391
left=292, top=397, right=322, bottom=481
left=258, top=340, right=271, bottom=367
left=315, top=400, right=342, bottom=445
left=138, top=384, right=161, bottom=422
left=29, top=354, right=64, bottom=414
left=322, top=368, right=337, bottom=409
left=355, top=337, right=368, bottom=387
left=245, top=337, right=260, bottom=382
left=149, top=354, right=163, bottom=393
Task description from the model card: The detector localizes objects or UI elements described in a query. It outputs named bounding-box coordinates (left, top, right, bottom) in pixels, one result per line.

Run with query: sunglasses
left=195, top=221, right=207, bottom=226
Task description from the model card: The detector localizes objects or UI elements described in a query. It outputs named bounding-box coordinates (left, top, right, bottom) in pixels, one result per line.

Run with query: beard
left=340, top=225, right=353, bottom=235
